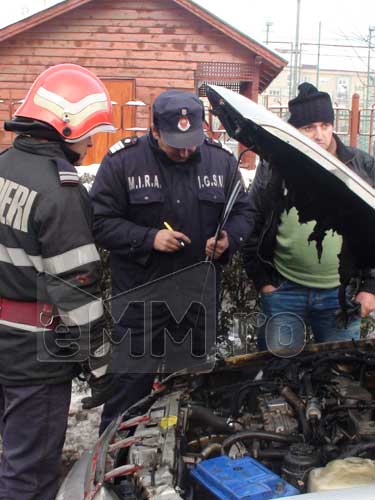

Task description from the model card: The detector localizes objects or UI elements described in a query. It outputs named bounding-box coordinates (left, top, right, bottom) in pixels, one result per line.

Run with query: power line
left=275, top=49, right=370, bottom=58
left=268, top=41, right=369, bottom=49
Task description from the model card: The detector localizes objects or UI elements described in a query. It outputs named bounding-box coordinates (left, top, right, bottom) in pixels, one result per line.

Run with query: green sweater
left=274, top=207, right=342, bottom=288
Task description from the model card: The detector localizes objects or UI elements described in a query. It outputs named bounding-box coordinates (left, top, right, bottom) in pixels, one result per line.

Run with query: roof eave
left=0, top=0, right=93, bottom=43
left=173, top=0, right=288, bottom=71
left=0, top=0, right=288, bottom=90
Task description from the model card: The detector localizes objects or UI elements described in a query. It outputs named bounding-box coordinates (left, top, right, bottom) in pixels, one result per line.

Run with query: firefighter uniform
left=91, top=93, right=252, bottom=433
left=0, top=64, right=115, bottom=500
left=0, top=137, right=111, bottom=500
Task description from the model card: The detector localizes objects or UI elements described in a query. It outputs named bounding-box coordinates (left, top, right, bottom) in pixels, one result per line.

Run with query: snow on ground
left=61, top=382, right=102, bottom=473
left=240, top=167, right=256, bottom=188
left=76, top=164, right=100, bottom=176
left=0, top=382, right=102, bottom=480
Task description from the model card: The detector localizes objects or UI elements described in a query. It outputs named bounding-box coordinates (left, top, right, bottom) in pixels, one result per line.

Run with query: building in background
left=0, top=0, right=286, bottom=165
left=262, top=64, right=375, bottom=153
left=263, top=64, right=373, bottom=109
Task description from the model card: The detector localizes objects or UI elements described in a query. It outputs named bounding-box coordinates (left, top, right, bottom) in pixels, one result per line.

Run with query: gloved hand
left=81, top=373, right=115, bottom=410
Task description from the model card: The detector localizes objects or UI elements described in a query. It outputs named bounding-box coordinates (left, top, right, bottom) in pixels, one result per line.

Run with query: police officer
left=91, top=89, right=252, bottom=433
left=0, top=64, right=115, bottom=500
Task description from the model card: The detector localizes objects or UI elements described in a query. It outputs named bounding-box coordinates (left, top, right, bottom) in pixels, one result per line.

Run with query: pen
left=164, top=221, right=185, bottom=247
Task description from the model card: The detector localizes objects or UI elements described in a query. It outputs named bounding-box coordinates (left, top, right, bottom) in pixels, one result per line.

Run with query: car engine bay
left=97, top=341, right=375, bottom=499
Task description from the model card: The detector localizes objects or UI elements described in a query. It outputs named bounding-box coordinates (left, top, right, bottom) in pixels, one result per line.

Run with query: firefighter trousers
left=0, top=382, right=71, bottom=500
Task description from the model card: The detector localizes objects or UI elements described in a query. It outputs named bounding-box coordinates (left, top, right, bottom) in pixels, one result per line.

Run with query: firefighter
left=0, top=64, right=116, bottom=500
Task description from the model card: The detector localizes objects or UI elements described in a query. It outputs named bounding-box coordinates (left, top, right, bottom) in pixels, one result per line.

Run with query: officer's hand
left=205, top=230, right=229, bottom=259
left=260, top=284, right=278, bottom=294
left=355, top=291, right=375, bottom=318
left=153, top=229, right=191, bottom=252
left=81, top=373, right=114, bottom=410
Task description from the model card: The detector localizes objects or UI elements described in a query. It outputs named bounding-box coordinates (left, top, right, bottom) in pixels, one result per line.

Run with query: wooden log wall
left=0, top=0, right=258, bottom=152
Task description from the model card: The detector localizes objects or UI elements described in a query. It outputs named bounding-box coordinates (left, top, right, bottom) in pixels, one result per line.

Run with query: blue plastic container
left=191, top=456, right=300, bottom=500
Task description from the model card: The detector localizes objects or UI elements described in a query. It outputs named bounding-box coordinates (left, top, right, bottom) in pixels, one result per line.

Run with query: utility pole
left=292, top=0, right=302, bottom=97
left=265, top=21, right=273, bottom=44
left=365, top=26, right=375, bottom=110
left=316, top=22, right=322, bottom=88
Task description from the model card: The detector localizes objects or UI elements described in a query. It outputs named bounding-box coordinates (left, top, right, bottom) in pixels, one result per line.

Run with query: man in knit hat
left=243, top=82, right=375, bottom=352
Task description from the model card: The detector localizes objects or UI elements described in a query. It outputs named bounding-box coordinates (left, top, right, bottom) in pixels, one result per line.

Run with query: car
left=56, top=85, right=375, bottom=500
left=57, top=339, right=375, bottom=500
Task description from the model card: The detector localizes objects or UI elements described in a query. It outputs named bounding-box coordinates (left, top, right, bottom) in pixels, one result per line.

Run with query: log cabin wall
left=0, top=0, right=281, bottom=162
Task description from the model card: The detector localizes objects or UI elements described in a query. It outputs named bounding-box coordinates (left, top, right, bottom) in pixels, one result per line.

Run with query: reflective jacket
left=0, top=136, right=109, bottom=384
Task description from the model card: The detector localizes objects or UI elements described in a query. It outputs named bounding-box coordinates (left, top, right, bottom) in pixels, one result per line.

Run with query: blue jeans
left=258, top=279, right=360, bottom=352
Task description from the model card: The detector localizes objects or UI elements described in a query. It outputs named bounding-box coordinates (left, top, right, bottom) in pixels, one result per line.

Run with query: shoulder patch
left=205, top=137, right=233, bottom=155
left=108, top=136, right=138, bottom=156
left=54, top=158, right=79, bottom=186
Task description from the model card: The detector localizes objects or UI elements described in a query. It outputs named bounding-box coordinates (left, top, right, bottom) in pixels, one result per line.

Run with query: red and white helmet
left=13, top=64, right=116, bottom=142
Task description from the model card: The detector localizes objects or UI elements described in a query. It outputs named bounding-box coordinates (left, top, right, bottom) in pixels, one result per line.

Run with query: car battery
left=191, top=456, right=300, bottom=500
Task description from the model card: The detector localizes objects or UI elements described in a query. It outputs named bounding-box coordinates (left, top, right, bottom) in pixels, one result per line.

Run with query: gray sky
left=0, top=0, right=374, bottom=71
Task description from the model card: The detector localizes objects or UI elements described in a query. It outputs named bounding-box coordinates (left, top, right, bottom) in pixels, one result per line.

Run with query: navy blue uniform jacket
left=90, top=133, right=252, bottom=297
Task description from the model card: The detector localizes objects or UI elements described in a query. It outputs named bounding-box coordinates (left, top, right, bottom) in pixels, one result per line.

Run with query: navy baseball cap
left=152, top=90, right=205, bottom=148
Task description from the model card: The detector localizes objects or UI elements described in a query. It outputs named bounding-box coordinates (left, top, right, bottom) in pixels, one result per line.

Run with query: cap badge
left=177, top=116, right=191, bottom=132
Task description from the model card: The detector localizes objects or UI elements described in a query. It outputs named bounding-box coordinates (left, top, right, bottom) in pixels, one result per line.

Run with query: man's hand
left=81, top=373, right=115, bottom=410
left=260, top=284, right=278, bottom=294
left=153, top=229, right=191, bottom=252
left=205, top=230, right=229, bottom=260
left=355, top=291, right=375, bottom=318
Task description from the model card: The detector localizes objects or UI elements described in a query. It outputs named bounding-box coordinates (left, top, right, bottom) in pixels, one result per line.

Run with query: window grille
left=196, top=62, right=253, bottom=97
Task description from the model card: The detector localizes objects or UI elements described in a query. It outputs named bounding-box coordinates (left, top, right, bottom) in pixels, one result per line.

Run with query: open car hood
left=206, top=85, right=375, bottom=269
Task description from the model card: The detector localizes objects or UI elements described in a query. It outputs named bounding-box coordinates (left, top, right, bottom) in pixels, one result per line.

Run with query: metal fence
left=265, top=94, right=375, bottom=156
left=1, top=93, right=375, bottom=157
left=358, top=105, right=375, bottom=155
